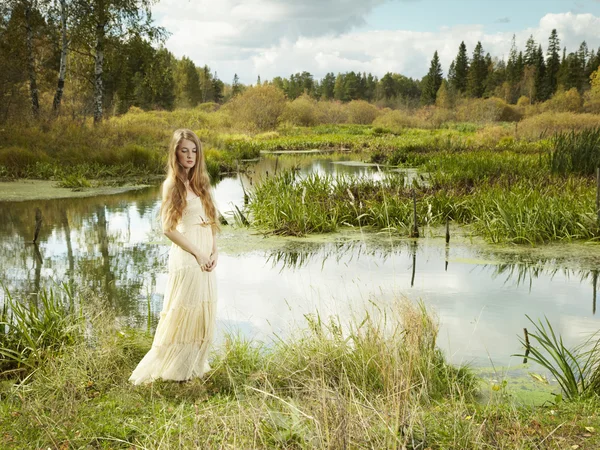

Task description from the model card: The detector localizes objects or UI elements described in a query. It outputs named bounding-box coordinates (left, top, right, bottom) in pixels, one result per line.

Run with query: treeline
left=0, top=0, right=227, bottom=123
left=2, top=0, right=599, bottom=125
left=420, top=32, right=600, bottom=106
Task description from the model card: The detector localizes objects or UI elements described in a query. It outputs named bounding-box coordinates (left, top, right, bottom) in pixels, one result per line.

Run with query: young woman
left=129, top=129, right=219, bottom=385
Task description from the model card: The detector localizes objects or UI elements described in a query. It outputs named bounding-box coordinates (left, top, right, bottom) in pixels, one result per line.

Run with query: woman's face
left=176, top=138, right=197, bottom=171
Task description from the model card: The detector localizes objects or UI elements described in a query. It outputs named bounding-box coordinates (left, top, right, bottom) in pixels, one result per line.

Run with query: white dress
left=129, top=196, right=217, bottom=385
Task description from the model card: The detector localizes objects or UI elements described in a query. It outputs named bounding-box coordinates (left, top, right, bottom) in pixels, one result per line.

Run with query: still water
left=1, top=155, right=599, bottom=371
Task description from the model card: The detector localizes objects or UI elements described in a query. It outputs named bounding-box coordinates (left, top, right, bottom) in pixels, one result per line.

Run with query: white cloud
left=152, top=4, right=600, bottom=84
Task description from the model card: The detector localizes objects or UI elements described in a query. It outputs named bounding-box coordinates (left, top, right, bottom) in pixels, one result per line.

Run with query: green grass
left=246, top=165, right=598, bottom=243
left=515, top=315, right=600, bottom=401
left=2, top=283, right=600, bottom=448
left=550, top=127, right=600, bottom=176
left=0, top=282, right=83, bottom=377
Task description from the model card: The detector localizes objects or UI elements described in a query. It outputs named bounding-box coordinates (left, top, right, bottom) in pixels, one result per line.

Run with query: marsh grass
left=550, top=127, right=600, bottom=176
left=515, top=316, right=600, bottom=401
left=0, top=282, right=83, bottom=377
left=247, top=166, right=598, bottom=243
left=2, top=283, right=600, bottom=448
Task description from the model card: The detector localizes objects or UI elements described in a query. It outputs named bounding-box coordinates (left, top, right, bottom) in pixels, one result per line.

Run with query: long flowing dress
left=129, top=196, right=217, bottom=385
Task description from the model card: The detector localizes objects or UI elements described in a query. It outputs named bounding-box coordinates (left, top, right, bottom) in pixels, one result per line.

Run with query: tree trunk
left=52, top=0, right=68, bottom=114
left=93, top=0, right=105, bottom=124
left=24, top=1, right=40, bottom=118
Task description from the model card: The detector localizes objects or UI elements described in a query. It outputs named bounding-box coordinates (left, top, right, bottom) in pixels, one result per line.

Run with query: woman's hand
left=205, top=250, right=218, bottom=272
left=194, top=252, right=211, bottom=271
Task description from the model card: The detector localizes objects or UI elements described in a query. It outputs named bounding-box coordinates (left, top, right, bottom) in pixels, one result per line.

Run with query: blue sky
left=367, top=0, right=600, bottom=33
left=152, top=0, right=600, bottom=84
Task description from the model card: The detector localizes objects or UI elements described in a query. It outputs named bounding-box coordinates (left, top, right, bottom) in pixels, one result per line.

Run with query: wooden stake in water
left=33, top=207, right=42, bottom=243
left=596, top=167, right=600, bottom=228
left=593, top=270, right=598, bottom=315
left=523, top=327, right=530, bottom=364
left=411, top=189, right=419, bottom=238
left=445, top=218, right=450, bottom=244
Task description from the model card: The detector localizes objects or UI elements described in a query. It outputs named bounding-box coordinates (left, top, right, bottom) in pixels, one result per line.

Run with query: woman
left=129, top=129, right=219, bottom=385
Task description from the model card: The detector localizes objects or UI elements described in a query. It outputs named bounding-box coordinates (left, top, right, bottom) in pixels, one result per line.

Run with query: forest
left=2, top=1, right=600, bottom=124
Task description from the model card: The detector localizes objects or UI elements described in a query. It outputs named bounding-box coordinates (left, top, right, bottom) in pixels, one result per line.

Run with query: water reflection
left=1, top=156, right=599, bottom=371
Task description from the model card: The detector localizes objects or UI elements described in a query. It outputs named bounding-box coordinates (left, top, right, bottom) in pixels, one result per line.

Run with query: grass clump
left=0, top=283, right=84, bottom=378
left=516, top=315, right=600, bottom=401
left=3, top=282, right=600, bottom=448
left=550, top=127, right=600, bottom=176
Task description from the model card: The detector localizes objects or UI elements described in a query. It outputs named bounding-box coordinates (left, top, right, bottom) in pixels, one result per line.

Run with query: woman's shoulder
left=162, top=177, right=175, bottom=196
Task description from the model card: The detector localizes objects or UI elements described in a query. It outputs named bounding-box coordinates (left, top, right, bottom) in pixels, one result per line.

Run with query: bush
left=516, top=96, right=530, bottom=107
left=198, top=102, right=220, bottom=112
left=280, top=94, right=318, bottom=126
left=345, top=100, right=380, bottom=125
left=372, top=109, right=423, bottom=131
left=518, top=112, right=600, bottom=139
left=226, top=85, right=287, bottom=131
left=315, top=100, right=348, bottom=124
left=583, top=91, right=600, bottom=114
left=455, top=97, right=522, bottom=123
left=544, top=88, right=583, bottom=113
left=0, top=146, right=42, bottom=168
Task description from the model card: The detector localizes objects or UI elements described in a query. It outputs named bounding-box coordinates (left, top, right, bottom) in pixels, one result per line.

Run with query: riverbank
left=0, top=179, right=154, bottom=202
left=2, top=285, right=600, bottom=449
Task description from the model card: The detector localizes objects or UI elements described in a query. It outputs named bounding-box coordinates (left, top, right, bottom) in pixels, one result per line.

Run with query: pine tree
left=534, top=44, right=547, bottom=101
left=420, top=50, right=443, bottom=105
left=467, top=42, right=487, bottom=97
left=546, top=29, right=561, bottom=96
left=435, top=79, right=453, bottom=108
left=344, top=71, right=359, bottom=100
left=232, top=73, right=241, bottom=97
left=334, top=73, right=346, bottom=101
left=212, top=73, right=224, bottom=103
left=524, top=35, right=537, bottom=66
left=321, top=72, right=335, bottom=99
left=380, top=72, right=396, bottom=99
left=449, top=41, right=469, bottom=94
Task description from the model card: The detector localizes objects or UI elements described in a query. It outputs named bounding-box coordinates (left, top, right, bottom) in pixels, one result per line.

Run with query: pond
left=1, top=154, right=599, bottom=375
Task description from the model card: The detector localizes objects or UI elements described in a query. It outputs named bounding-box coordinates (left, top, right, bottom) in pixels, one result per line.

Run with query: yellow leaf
left=585, top=426, right=595, bottom=433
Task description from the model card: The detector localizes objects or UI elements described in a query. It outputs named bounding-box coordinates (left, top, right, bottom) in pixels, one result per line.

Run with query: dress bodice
left=177, top=196, right=210, bottom=230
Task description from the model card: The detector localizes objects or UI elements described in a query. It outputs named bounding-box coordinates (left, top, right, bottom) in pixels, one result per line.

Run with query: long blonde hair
left=160, top=129, right=219, bottom=233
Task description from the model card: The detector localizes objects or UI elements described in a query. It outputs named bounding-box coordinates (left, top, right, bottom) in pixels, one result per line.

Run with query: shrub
left=544, top=88, right=583, bottom=113
left=198, top=102, right=220, bottom=112
left=372, top=109, right=423, bottom=131
left=518, top=112, right=600, bottom=140
left=225, top=85, right=287, bottom=131
left=345, top=100, right=380, bottom=125
left=455, top=97, right=522, bottom=123
left=280, top=94, right=318, bottom=126
left=315, top=100, right=348, bottom=124
left=0, top=146, right=43, bottom=168
left=583, top=91, right=600, bottom=114
left=516, top=96, right=530, bottom=107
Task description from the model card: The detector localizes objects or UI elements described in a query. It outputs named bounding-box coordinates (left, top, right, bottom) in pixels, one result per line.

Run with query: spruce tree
left=449, top=41, right=469, bottom=94
left=334, top=73, right=346, bottom=101
left=380, top=73, right=396, bottom=99
left=232, top=73, right=241, bottom=96
left=546, top=29, right=561, bottom=95
left=534, top=45, right=547, bottom=101
left=321, top=72, right=335, bottom=100
left=467, top=42, right=487, bottom=97
left=421, top=50, right=443, bottom=105
left=524, top=35, right=537, bottom=66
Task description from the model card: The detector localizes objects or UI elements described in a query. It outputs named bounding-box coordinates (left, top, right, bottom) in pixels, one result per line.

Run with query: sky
left=151, top=0, right=600, bottom=84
